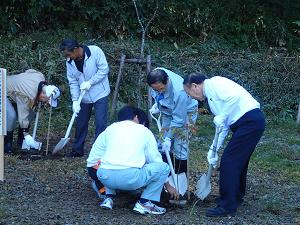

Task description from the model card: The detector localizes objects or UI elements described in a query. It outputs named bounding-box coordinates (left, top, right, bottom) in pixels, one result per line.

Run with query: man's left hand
left=80, top=81, right=92, bottom=90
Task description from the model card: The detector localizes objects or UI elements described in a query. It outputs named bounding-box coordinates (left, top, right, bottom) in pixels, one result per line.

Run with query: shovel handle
left=150, top=111, right=162, bottom=132
left=165, top=148, right=180, bottom=192
left=64, top=90, right=86, bottom=138
left=32, top=102, right=41, bottom=139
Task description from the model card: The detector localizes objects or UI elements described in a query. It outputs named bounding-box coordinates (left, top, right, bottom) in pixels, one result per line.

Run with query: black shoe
left=66, top=151, right=84, bottom=158
left=17, top=126, right=29, bottom=146
left=206, top=206, right=236, bottom=217
left=215, top=197, right=244, bottom=206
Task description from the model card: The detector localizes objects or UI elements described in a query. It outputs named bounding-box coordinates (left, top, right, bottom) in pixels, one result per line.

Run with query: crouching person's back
left=87, top=106, right=178, bottom=215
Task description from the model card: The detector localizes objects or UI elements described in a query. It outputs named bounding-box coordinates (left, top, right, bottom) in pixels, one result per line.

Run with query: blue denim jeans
left=73, top=96, right=108, bottom=154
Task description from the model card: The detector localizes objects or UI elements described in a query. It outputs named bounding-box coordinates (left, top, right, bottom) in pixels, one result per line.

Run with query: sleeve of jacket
left=210, top=126, right=229, bottom=152
left=89, top=47, right=109, bottom=86
left=16, top=96, right=31, bottom=129
left=145, top=130, right=163, bottom=163
left=87, top=129, right=107, bottom=167
left=166, top=91, right=189, bottom=138
left=66, top=62, right=80, bottom=101
left=213, top=78, right=239, bottom=119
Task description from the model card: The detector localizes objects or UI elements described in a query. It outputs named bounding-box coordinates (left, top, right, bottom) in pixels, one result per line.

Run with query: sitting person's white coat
left=87, top=106, right=178, bottom=215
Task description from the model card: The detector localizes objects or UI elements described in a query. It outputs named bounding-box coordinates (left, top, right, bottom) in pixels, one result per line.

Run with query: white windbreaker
left=87, top=120, right=163, bottom=169
left=204, top=76, right=260, bottom=150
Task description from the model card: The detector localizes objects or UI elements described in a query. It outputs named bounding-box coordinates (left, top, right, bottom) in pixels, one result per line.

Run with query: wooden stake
left=0, top=135, right=4, bottom=181
left=146, top=55, right=153, bottom=122
left=111, top=54, right=126, bottom=120
left=297, top=102, right=300, bottom=124
left=46, top=105, right=52, bottom=156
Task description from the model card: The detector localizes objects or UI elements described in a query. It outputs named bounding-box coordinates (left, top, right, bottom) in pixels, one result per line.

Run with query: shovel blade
left=52, top=138, right=70, bottom=155
left=169, top=173, right=188, bottom=196
left=195, top=173, right=211, bottom=200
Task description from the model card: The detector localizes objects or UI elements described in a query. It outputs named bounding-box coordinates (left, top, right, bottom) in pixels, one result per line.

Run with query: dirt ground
left=0, top=136, right=299, bottom=225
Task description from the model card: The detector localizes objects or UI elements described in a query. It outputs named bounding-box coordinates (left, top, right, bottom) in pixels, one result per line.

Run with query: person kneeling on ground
left=87, top=106, right=179, bottom=215
left=86, top=108, right=149, bottom=200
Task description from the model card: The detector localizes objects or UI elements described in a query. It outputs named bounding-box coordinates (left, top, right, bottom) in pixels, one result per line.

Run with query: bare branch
left=132, top=0, right=145, bottom=32
left=145, top=0, right=159, bottom=32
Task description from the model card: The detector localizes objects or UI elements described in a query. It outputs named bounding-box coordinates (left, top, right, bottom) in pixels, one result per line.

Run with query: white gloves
left=162, top=137, right=171, bottom=153
left=23, top=134, right=42, bottom=150
left=207, top=148, right=218, bottom=168
left=213, top=115, right=225, bottom=132
left=80, top=81, right=92, bottom=90
left=149, top=103, right=160, bottom=114
left=72, top=101, right=81, bottom=114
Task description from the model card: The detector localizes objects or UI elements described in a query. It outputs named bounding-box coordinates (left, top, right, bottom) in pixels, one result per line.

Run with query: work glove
left=72, top=101, right=81, bottom=114
left=207, top=148, right=218, bottom=168
left=213, top=115, right=225, bottom=133
left=80, top=81, right=92, bottom=91
left=149, top=103, right=160, bottom=114
left=23, top=134, right=42, bottom=150
left=162, top=137, right=171, bottom=153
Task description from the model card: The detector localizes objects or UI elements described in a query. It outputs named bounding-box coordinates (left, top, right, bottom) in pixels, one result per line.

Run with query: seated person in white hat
left=5, top=69, right=61, bottom=154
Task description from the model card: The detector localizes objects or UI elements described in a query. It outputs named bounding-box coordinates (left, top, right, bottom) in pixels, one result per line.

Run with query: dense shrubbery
left=1, top=0, right=300, bottom=49
left=0, top=30, right=299, bottom=120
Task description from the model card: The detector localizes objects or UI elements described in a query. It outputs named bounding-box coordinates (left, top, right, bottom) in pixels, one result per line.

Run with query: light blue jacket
left=66, top=45, right=110, bottom=103
left=150, top=67, right=198, bottom=137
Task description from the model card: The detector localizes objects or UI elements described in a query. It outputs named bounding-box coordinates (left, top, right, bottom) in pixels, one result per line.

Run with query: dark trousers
left=87, top=167, right=104, bottom=190
left=218, top=109, right=265, bottom=212
left=162, top=153, right=187, bottom=174
left=73, top=96, right=108, bottom=154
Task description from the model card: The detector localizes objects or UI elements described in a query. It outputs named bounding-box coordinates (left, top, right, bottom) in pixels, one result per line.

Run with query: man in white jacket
left=60, top=39, right=110, bottom=157
left=87, top=106, right=179, bottom=215
left=183, top=73, right=265, bottom=217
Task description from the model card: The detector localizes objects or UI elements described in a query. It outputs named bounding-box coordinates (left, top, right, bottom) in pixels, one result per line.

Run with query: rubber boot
left=17, top=126, right=29, bottom=146
left=4, top=131, right=14, bottom=154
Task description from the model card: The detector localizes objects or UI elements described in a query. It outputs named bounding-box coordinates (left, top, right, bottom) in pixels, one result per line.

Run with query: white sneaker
left=100, top=197, right=113, bottom=210
left=133, top=201, right=166, bottom=215
left=91, top=181, right=106, bottom=200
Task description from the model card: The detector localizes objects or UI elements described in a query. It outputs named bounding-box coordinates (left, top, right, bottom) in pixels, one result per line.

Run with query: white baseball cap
left=45, top=85, right=61, bottom=107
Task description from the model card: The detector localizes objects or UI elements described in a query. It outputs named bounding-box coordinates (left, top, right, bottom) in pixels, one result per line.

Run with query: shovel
left=21, top=103, right=42, bottom=151
left=195, top=127, right=220, bottom=200
left=150, top=111, right=188, bottom=197
left=52, top=90, right=86, bottom=155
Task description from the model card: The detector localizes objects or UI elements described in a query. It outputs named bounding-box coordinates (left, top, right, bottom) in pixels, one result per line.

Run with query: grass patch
left=189, top=115, right=300, bottom=184
left=0, top=207, right=6, bottom=220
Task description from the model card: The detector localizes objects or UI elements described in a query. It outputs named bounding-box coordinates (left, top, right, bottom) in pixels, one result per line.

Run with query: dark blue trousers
left=218, top=109, right=265, bottom=212
left=73, top=96, right=108, bottom=155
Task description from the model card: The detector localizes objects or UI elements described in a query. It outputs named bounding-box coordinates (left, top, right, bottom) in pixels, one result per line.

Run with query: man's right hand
left=72, top=101, right=81, bottom=114
left=149, top=103, right=159, bottom=114
left=165, top=182, right=179, bottom=200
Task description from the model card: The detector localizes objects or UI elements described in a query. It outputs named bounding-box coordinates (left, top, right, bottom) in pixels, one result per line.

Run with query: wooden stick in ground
left=0, top=135, right=4, bottom=181
left=146, top=55, right=152, bottom=122
left=46, top=105, right=53, bottom=156
left=297, top=101, right=300, bottom=124
left=186, top=125, right=190, bottom=200
left=111, top=54, right=126, bottom=120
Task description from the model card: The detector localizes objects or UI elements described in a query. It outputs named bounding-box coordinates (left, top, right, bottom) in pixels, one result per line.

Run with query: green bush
left=0, top=30, right=299, bottom=119
left=0, top=0, right=299, bottom=49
